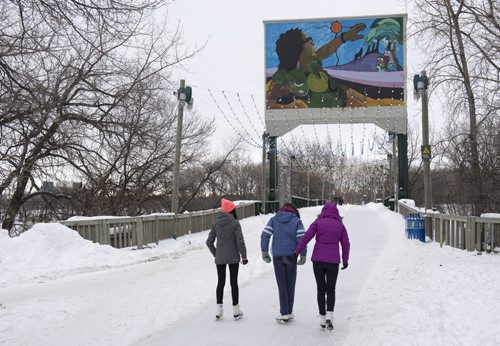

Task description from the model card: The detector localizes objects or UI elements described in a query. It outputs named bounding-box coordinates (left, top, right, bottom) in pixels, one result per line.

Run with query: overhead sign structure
left=264, top=15, right=407, bottom=136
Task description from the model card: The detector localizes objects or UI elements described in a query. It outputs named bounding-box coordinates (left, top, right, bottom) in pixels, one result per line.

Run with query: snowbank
left=0, top=222, right=207, bottom=287
left=481, top=213, right=500, bottom=219
left=0, top=228, right=9, bottom=239
left=366, top=201, right=390, bottom=212
left=399, top=198, right=416, bottom=207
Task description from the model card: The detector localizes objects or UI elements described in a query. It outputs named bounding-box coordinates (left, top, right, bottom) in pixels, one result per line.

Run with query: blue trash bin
left=405, top=214, right=425, bottom=242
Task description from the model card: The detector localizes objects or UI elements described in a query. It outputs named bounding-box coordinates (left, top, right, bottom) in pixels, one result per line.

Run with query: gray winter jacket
left=206, top=212, right=247, bottom=265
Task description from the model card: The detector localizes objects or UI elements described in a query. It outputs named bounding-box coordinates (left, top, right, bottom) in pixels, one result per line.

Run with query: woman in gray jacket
left=207, top=198, right=248, bottom=320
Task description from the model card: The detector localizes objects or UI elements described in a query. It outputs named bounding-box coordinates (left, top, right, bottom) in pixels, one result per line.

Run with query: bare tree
left=0, top=1, right=203, bottom=230
left=276, top=127, right=431, bottom=204
left=220, top=152, right=262, bottom=199
left=65, top=80, right=214, bottom=216
left=411, top=0, right=500, bottom=215
left=178, top=140, right=241, bottom=212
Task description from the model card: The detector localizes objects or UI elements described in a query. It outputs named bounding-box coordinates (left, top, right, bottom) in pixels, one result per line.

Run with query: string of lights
left=322, top=104, right=337, bottom=157
left=206, top=88, right=262, bottom=149
left=221, top=90, right=262, bottom=147
left=307, top=96, right=323, bottom=148
left=250, top=94, right=266, bottom=129
left=193, top=84, right=404, bottom=163
left=236, top=92, right=264, bottom=139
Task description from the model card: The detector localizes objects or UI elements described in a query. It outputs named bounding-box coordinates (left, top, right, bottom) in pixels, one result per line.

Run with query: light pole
left=389, top=131, right=398, bottom=211
left=261, top=132, right=268, bottom=213
left=171, top=80, right=193, bottom=238
left=414, top=71, right=432, bottom=212
left=387, top=153, right=392, bottom=196
left=268, top=136, right=278, bottom=212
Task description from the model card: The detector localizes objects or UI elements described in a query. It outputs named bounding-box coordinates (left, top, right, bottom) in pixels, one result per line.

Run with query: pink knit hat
left=221, top=198, right=235, bottom=213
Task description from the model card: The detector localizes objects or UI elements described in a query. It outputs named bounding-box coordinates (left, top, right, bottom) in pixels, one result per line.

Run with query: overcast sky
left=165, top=0, right=438, bottom=161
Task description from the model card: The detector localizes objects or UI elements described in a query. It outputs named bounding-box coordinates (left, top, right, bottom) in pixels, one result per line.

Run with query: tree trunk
left=445, top=0, right=484, bottom=215
left=2, top=169, right=31, bottom=231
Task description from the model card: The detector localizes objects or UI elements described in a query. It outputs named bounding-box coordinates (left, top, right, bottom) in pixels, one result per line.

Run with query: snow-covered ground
left=0, top=203, right=499, bottom=345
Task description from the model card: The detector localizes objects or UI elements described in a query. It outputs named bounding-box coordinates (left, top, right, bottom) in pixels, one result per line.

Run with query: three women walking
left=206, top=198, right=248, bottom=320
left=206, top=198, right=350, bottom=330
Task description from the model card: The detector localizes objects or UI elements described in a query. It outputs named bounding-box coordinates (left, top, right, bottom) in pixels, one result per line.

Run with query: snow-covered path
left=134, top=205, right=389, bottom=345
left=1, top=203, right=499, bottom=346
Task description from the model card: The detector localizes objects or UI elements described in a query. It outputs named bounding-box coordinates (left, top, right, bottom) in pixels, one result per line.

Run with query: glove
left=242, top=258, right=248, bottom=265
left=341, top=263, right=348, bottom=270
left=262, top=251, right=271, bottom=263
left=292, top=251, right=299, bottom=258
left=297, top=255, right=306, bottom=265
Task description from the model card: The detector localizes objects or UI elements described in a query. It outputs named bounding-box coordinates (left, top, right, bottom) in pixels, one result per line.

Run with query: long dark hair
left=276, top=28, right=304, bottom=71
left=229, top=209, right=238, bottom=220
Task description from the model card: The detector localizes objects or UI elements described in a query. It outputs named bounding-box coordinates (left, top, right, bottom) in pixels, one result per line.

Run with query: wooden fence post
left=439, top=217, right=444, bottom=247
left=486, top=223, right=493, bottom=253
left=459, top=221, right=465, bottom=250
left=98, top=220, right=105, bottom=245
left=425, top=216, right=433, bottom=240
left=465, top=217, right=470, bottom=251
left=189, top=214, right=192, bottom=235
left=155, top=216, right=159, bottom=245
left=136, top=217, right=144, bottom=249
left=450, top=219, right=455, bottom=248
left=446, top=219, right=451, bottom=247
left=472, top=217, right=481, bottom=252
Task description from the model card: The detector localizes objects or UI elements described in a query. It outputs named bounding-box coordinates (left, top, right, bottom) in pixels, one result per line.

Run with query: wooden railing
left=60, top=202, right=258, bottom=249
left=398, top=201, right=500, bottom=252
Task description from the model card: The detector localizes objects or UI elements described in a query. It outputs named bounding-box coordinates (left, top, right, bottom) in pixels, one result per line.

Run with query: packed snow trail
left=2, top=204, right=499, bottom=345
left=133, top=204, right=389, bottom=345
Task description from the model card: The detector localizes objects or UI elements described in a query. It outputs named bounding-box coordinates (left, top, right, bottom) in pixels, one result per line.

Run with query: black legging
left=313, top=261, right=339, bottom=315
left=216, top=263, right=239, bottom=305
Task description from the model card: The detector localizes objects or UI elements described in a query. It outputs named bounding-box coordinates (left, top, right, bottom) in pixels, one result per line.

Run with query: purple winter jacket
left=295, top=202, right=350, bottom=264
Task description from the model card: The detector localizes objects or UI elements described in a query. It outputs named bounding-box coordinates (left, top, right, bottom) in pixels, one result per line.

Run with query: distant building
left=58, top=181, right=82, bottom=190
left=41, top=181, right=55, bottom=193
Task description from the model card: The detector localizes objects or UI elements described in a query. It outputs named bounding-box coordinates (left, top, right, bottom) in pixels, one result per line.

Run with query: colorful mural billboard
left=264, top=15, right=407, bottom=136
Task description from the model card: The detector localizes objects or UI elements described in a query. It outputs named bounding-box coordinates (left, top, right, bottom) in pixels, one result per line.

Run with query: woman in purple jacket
left=294, top=202, right=350, bottom=330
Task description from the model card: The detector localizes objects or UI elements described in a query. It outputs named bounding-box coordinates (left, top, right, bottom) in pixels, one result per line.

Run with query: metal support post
left=261, top=132, right=268, bottom=213
left=415, top=70, right=433, bottom=211
left=268, top=136, right=278, bottom=212
left=392, top=132, right=398, bottom=211
left=172, top=79, right=191, bottom=238
left=397, top=133, right=408, bottom=199
left=421, top=72, right=433, bottom=211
